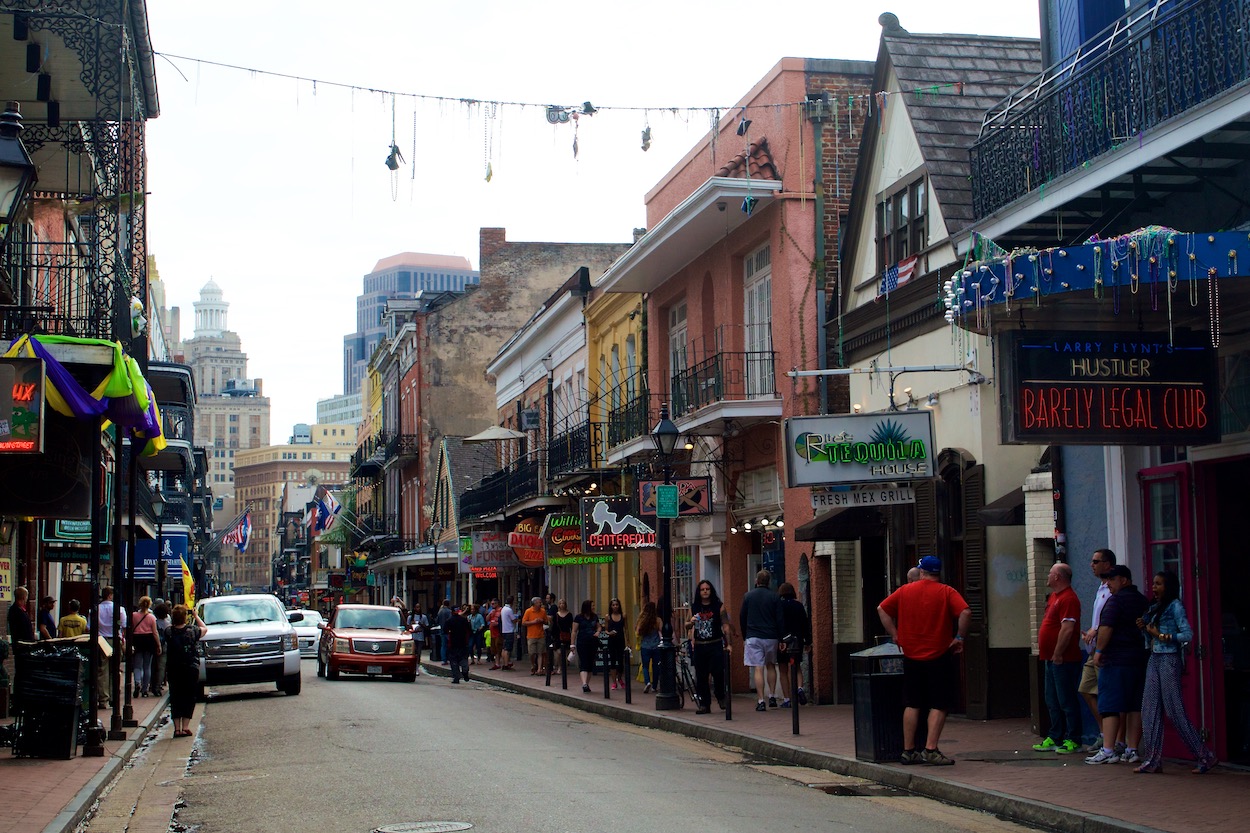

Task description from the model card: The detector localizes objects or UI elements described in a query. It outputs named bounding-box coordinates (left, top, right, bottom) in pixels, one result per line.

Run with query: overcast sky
left=144, top=1, right=1040, bottom=435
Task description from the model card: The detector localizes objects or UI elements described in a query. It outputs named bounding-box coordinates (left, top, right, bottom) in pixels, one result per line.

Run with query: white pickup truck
left=195, top=594, right=303, bottom=698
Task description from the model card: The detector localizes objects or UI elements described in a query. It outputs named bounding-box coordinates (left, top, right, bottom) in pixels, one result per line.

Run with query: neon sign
left=784, top=413, right=936, bottom=487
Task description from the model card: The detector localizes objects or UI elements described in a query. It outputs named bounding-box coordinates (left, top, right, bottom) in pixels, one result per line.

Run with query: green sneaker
left=1032, top=737, right=1058, bottom=751
left=1056, top=740, right=1081, bottom=754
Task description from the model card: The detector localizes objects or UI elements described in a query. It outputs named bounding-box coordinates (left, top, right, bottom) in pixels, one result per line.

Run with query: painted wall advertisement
left=999, top=330, right=1220, bottom=445
left=580, top=495, right=656, bottom=554
left=784, top=412, right=936, bottom=487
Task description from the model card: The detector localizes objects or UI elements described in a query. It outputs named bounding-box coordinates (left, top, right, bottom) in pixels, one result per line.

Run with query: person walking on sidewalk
left=1133, top=570, right=1218, bottom=774
left=637, top=601, right=662, bottom=694
left=1031, top=563, right=1084, bottom=754
left=1080, top=548, right=1123, bottom=753
left=604, top=598, right=628, bottom=689
left=151, top=600, right=171, bottom=695
left=436, top=599, right=453, bottom=664
left=776, top=582, right=811, bottom=708
left=522, top=597, right=549, bottom=675
left=1086, top=564, right=1149, bottom=765
left=407, top=604, right=429, bottom=674
left=572, top=599, right=601, bottom=692
left=689, top=580, right=731, bottom=713
left=487, top=599, right=503, bottom=668
left=469, top=604, right=486, bottom=665
left=58, top=598, right=89, bottom=639
left=165, top=604, right=207, bottom=737
left=499, top=596, right=517, bottom=670
left=130, top=596, right=161, bottom=697
left=739, top=569, right=784, bottom=712
left=877, top=556, right=971, bottom=766
left=553, top=598, right=574, bottom=671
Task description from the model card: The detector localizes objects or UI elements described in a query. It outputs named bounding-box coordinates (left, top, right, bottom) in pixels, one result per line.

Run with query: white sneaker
left=1121, top=750, right=1141, bottom=764
left=1085, top=748, right=1120, bottom=765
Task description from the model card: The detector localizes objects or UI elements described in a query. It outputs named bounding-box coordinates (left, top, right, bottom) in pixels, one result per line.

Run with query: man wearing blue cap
left=878, top=556, right=971, bottom=766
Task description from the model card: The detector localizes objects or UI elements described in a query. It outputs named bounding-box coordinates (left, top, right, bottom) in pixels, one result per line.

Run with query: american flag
left=878, top=255, right=918, bottom=297
left=222, top=511, right=251, bottom=552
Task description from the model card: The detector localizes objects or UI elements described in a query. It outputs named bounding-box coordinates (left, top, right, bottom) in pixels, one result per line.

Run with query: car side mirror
left=316, top=622, right=326, bottom=629
left=288, top=612, right=305, bottom=623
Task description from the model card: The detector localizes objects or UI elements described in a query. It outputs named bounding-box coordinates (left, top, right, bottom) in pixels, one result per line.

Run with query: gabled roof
left=884, top=30, right=1040, bottom=231
left=442, top=437, right=503, bottom=522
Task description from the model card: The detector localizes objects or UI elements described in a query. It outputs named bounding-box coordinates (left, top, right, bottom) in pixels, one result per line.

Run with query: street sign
left=811, top=484, right=916, bottom=510
left=656, top=484, right=679, bottom=519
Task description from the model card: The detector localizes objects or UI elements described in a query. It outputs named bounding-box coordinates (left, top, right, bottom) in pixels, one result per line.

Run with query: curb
left=422, top=662, right=1167, bottom=833
left=46, top=695, right=168, bottom=833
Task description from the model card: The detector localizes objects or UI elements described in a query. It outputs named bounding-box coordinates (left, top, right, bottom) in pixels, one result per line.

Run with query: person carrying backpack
left=164, top=604, right=208, bottom=738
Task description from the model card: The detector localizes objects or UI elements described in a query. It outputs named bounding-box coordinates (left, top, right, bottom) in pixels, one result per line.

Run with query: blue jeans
left=640, top=647, right=659, bottom=686
left=1044, top=660, right=1083, bottom=743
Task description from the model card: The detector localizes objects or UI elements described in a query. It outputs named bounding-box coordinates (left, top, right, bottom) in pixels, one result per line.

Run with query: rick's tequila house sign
left=784, top=412, right=935, bottom=488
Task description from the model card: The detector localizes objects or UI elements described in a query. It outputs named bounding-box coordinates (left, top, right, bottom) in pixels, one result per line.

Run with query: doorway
left=1208, top=459, right=1250, bottom=763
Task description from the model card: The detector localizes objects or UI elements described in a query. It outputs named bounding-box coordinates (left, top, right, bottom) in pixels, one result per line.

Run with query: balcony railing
left=971, top=0, right=1248, bottom=218
left=385, top=433, right=419, bottom=464
left=351, top=431, right=389, bottom=478
left=606, top=389, right=663, bottom=449
left=161, top=403, right=193, bottom=444
left=670, top=351, right=777, bottom=415
left=459, top=455, right=543, bottom=519
left=548, top=420, right=603, bottom=478
left=0, top=236, right=103, bottom=340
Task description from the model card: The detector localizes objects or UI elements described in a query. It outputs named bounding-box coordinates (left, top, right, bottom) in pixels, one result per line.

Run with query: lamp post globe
left=650, top=403, right=682, bottom=710
left=0, top=101, right=36, bottom=224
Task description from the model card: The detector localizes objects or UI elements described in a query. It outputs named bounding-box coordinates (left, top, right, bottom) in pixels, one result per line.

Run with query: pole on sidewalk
left=624, top=647, right=632, bottom=704
left=790, top=658, right=800, bottom=735
left=724, top=640, right=732, bottom=721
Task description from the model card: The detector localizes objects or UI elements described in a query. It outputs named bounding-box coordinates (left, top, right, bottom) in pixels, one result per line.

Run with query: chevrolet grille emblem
left=371, top=643, right=380, bottom=653
left=238, top=642, right=251, bottom=650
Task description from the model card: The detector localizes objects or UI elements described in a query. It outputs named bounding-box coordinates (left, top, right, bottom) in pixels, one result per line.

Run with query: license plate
left=367, top=665, right=383, bottom=675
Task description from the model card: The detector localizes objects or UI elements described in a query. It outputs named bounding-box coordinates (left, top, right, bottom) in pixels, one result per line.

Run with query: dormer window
left=876, top=176, right=927, bottom=274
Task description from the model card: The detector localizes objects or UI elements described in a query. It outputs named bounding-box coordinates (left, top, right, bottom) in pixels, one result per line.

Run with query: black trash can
left=12, top=647, right=83, bottom=759
left=850, top=639, right=924, bottom=762
left=428, top=626, right=442, bottom=662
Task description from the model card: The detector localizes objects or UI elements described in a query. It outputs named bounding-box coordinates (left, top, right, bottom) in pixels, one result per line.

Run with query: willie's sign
left=1001, top=330, right=1219, bottom=445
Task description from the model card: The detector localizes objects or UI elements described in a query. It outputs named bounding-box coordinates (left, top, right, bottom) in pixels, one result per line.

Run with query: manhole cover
left=374, top=824, right=473, bottom=833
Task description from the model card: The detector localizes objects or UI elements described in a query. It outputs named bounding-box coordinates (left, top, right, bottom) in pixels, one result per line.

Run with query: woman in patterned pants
left=1133, top=571, right=1217, bottom=774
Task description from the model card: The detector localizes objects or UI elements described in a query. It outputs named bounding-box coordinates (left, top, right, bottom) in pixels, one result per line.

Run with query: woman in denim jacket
left=1133, top=570, right=1217, bottom=773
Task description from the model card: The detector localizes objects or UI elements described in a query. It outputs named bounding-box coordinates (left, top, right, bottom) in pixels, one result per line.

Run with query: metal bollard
left=790, top=657, right=800, bottom=735
left=724, top=640, right=733, bottom=721
left=624, top=646, right=632, bottom=704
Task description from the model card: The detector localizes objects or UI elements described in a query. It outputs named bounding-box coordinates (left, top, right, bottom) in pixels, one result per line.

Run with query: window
left=744, top=244, right=774, bottom=396
left=875, top=176, right=927, bottom=273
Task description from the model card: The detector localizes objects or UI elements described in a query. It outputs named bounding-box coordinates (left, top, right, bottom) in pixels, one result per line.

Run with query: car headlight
left=283, top=633, right=298, bottom=651
left=398, top=640, right=414, bottom=655
left=334, top=637, right=350, bottom=654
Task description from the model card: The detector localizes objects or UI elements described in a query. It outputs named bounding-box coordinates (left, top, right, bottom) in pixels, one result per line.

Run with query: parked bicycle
left=677, top=639, right=705, bottom=711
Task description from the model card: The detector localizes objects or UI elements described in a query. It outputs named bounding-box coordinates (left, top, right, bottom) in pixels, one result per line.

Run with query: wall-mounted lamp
left=683, top=440, right=695, bottom=451
left=0, top=101, right=37, bottom=224
left=541, top=354, right=554, bottom=373
left=852, top=404, right=861, bottom=413
left=760, top=517, right=771, bottom=527
left=729, top=525, right=738, bottom=534
left=775, top=519, right=784, bottom=528
left=926, top=392, right=940, bottom=408
left=743, top=521, right=753, bottom=531
left=968, top=371, right=987, bottom=385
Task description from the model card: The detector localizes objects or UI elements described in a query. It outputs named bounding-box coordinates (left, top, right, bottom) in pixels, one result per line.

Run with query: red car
left=316, top=604, right=417, bottom=682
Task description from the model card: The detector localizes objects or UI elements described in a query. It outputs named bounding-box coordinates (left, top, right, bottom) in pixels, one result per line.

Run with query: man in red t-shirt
left=1031, top=562, right=1084, bottom=754
left=878, top=556, right=970, bottom=766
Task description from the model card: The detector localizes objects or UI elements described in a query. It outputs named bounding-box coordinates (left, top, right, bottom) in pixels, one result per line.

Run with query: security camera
left=717, top=202, right=726, bottom=212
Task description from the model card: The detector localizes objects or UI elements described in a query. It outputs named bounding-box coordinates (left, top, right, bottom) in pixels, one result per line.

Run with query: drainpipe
left=1051, top=446, right=1067, bottom=564
left=809, top=93, right=830, bottom=413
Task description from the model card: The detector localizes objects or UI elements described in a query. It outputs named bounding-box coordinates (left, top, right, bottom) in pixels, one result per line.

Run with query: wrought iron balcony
left=384, top=433, right=419, bottom=465
left=459, top=455, right=543, bottom=519
left=606, top=389, right=662, bottom=449
left=548, top=420, right=604, bottom=478
left=670, top=351, right=777, bottom=416
left=350, top=431, right=389, bottom=478
left=971, top=0, right=1248, bottom=218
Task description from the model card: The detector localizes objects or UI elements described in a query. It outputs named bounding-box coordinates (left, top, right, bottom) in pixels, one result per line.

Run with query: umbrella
left=462, top=425, right=527, bottom=443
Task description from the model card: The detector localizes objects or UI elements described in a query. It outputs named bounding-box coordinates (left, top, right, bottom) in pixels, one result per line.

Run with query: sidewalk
left=0, top=697, right=169, bottom=833
left=3, top=662, right=1247, bottom=833
left=434, top=657, right=1248, bottom=833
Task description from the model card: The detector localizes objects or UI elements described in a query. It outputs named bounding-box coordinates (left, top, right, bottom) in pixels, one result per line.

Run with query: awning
left=463, top=425, right=527, bottom=443
left=978, top=487, right=1026, bottom=526
left=794, top=505, right=886, bottom=542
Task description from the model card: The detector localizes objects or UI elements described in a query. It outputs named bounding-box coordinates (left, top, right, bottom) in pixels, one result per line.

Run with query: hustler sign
left=1001, top=330, right=1220, bottom=445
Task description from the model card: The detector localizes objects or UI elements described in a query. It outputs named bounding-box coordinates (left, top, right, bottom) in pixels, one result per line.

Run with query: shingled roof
left=884, top=29, right=1040, bottom=231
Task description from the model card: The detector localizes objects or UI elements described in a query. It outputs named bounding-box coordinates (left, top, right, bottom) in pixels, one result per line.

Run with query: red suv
left=316, top=604, right=417, bottom=682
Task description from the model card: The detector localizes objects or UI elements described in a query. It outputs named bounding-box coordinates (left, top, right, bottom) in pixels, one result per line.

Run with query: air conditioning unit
left=519, top=409, right=540, bottom=431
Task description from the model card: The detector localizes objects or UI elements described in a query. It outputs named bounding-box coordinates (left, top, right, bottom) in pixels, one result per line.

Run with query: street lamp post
left=651, top=403, right=681, bottom=710
left=152, top=489, right=165, bottom=600
left=0, top=101, right=38, bottom=224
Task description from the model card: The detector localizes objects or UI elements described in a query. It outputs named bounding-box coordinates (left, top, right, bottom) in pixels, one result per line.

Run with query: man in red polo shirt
left=1031, top=562, right=1084, bottom=754
left=878, top=556, right=970, bottom=767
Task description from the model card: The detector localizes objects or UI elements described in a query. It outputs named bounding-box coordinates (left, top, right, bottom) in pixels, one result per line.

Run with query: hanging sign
left=0, top=358, right=44, bottom=453
left=1000, top=330, right=1220, bottom=445
left=542, top=512, right=584, bottom=559
left=637, top=477, right=712, bottom=517
left=464, top=531, right=521, bottom=568
left=580, top=495, right=657, bottom=553
left=784, top=412, right=935, bottom=487
left=509, top=517, right=546, bottom=567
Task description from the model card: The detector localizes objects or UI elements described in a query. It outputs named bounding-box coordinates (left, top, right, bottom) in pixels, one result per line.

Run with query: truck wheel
left=279, top=674, right=301, bottom=696
left=327, top=664, right=340, bottom=680
left=316, top=655, right=325, bottom=678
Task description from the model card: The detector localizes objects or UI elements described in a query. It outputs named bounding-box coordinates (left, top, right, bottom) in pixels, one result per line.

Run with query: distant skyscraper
left=343, top=252, right=479, bottom=396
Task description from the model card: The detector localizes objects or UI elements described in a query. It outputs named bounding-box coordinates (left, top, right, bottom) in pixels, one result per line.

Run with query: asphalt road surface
left=123, top=666, right=1041, bottom=833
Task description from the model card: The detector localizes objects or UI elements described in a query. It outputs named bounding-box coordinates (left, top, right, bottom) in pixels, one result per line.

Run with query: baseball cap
left=1104, top=564, right=1132, bottom=581
left=917, top=555, right=942, bottom=574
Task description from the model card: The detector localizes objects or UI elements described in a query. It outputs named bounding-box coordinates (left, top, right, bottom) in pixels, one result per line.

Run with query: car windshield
left=335, top=609, right=403, bottom=630
left=201, top=599, right=283, bottom=625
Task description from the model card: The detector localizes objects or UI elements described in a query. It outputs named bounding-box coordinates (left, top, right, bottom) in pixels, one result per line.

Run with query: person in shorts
left=1085, top=564, right=1149, bottom=764
left=739, top=569, right=783, bottom=712
left=1079, top=548, right=1122, bottom=752
left=877, top=556, right=970, bottom=767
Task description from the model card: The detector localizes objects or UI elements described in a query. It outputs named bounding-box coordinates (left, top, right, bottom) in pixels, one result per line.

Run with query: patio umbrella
left=462, top=425, right=527, bottom=443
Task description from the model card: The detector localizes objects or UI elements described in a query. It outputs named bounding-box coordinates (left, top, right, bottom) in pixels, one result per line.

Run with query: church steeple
left=194, top=279, right=228, bottom=337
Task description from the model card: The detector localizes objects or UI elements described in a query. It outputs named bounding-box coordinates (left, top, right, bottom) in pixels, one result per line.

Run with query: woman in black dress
left=571, top=600, right=601, bottom=693
left=688, top=580, right=731, bottom=713
left=604, top=598, right=628, bottom=690
left=163, top=604, right=208, bottom=738
left=552, top=599, right=574, bottom=670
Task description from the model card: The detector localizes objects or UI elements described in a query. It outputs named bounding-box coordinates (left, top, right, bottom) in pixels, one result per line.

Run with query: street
left=81, top=665, right=1041, bottom=833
